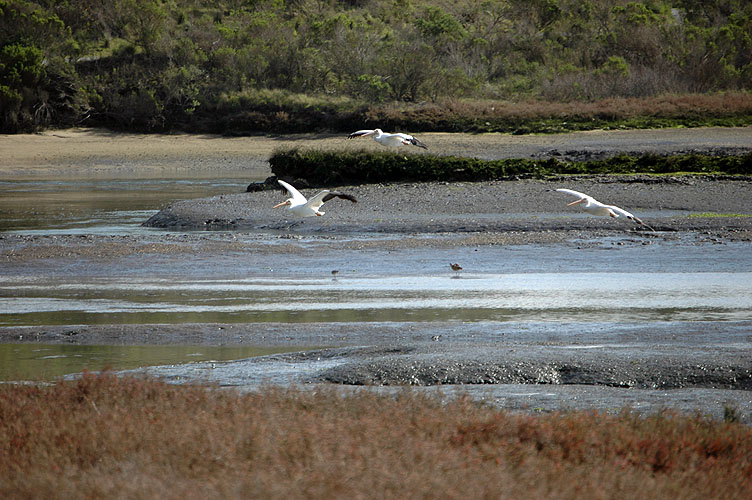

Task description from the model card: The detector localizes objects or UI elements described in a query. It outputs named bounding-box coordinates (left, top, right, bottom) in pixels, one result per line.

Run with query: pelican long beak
left=273, top=200, right=290, bottom=208
left=567, top=199, right=586, bottom=206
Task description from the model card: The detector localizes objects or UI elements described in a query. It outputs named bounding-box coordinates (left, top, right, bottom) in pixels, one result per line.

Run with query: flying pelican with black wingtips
left=273, top=180, right=357, bottom=217
left=555, top=188, right=655, bottom=231
left=347, top=128, right=428, bottom=149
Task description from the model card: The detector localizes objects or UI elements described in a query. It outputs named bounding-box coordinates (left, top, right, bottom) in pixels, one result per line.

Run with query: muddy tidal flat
left=1, top=127, right=751, bottom=421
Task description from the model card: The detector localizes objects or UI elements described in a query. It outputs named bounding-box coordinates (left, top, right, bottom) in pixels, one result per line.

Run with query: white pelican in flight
left=273, top=180, right=357, bottom=217
left=348, top=128, right=428, bottom=149
left=555, top=188, right=655, bottom=231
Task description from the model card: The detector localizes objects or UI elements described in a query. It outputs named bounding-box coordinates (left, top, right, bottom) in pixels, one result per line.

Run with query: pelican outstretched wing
left=277, top=180, right=307, bottom=205
left=609, top=205, right=655, bottom=231
left=404, top=134, right=428, bottom=149
left=607, top=204, right=635, bottom=219
left=555, top=188, right=596, bottom=203
left=306, top=190, right=358, bottom=211
left=322, top=192, right=357, bottom=203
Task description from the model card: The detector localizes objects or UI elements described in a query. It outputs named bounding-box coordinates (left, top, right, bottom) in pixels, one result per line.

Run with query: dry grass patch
left=412, top=93, right=752, bottom=121
left=1, top=373, right=751, bottom=499
left=369, top=92, right=752, bottom=133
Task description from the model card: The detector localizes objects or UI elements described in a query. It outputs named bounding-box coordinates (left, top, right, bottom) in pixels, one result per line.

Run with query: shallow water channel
left=3, top=270, right=751, bottom=326
left=0, top=176, right=249, bottom=234
left=0, top=343, right=306, bottom=382
left=2, top=176, right=752, bottom=391
left=1, top=176, right=263, bottom=378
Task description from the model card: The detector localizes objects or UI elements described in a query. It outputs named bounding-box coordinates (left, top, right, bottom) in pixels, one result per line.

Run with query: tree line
left=1, top=0, right=751, bottom=133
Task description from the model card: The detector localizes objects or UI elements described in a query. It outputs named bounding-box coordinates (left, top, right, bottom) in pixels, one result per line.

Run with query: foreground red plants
left=1, top=373, right=750, bottom=499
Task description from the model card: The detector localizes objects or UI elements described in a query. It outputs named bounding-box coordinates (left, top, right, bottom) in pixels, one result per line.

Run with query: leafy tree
left=2, top=0, right=752, bottom=132
left=0, top=0, right=81, bottom=132
left=0, top=43, right=43, bottom=131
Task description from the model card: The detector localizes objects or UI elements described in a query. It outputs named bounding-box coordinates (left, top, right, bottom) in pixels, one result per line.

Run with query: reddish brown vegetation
left=371, top=92, right=752, bottom=130
left=1, top=373, right=751, bottom=499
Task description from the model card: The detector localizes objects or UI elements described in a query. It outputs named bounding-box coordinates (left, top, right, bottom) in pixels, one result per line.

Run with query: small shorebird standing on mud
left=450, top=263, right=463, bottom=277
left=347, top=128, right=428, bottom=149
left=273, top=180, right=357, bottom=217
left=554, top=188, right=655, bottom=231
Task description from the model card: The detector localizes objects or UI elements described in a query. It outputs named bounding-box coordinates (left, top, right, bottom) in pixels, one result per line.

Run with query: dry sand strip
left=2, top=126, right=752, bottom=179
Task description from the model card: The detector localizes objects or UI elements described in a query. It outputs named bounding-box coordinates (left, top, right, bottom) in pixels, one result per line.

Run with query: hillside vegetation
left=2, top=0, right=751, bottom=133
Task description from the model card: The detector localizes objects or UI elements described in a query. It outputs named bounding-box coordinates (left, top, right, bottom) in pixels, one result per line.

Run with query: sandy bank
left=3, top=126, right=751, bottom=179
left=144, top=176, right=752, bottom=237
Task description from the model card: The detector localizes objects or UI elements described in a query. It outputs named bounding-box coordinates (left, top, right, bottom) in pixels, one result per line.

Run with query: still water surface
left=0, top=343, right=310, bottom=382
left=2, top=272, right=750, bottom=326
left=0, top=177, right=248, bottom=233
left=1, top=176, right=293, bottom=380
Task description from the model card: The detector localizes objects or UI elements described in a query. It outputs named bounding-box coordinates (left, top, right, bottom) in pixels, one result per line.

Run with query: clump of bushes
left=270, top=148, right=553, bottom=185
left=269, top=148, right=752, bottom=186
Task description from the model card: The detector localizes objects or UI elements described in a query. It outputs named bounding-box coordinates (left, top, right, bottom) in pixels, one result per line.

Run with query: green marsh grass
left=269, top=149, right=752, bottom=186
left=689, top=213, right=752, bottom=218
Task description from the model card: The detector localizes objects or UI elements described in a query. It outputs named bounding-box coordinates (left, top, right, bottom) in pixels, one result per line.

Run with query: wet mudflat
left=1, top=128, right=751, bottom=420
left=3, top=228, right=752, bottom=421
left=2, top=237, right=751, bottom=325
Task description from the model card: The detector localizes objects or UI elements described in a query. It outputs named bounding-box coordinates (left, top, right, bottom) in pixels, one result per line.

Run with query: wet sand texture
left=144, top=176, right=752, bottom=235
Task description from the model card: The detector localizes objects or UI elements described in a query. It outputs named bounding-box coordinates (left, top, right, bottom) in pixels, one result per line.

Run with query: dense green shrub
left=0, top=0, right=82, bottom=132
left=269, top=149, right=752, bottom=186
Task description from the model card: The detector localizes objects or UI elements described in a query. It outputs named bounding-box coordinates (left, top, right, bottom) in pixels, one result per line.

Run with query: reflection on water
left=0, top=178, right=248, bottom=233
left=2, top=272, right=750, bottom=326
left=0, top=343, right=310, bottom=382
left=5, top=210, right=164, bottom=236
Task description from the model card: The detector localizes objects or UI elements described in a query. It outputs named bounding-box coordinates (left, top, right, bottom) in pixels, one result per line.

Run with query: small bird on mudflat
left=450, top=263, right=463, bottom=272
